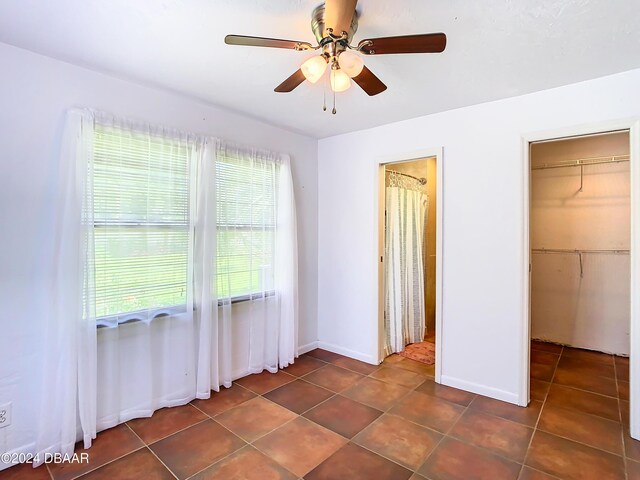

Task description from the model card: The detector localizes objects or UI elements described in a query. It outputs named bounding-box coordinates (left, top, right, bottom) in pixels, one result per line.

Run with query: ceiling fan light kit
left=225, top=0, right=447, bottom=113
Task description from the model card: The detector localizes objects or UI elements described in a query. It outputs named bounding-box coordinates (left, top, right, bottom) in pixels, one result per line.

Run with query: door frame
left=520, top=119, right=640, bottom=438
left=376, top=147, right=444, bottom=383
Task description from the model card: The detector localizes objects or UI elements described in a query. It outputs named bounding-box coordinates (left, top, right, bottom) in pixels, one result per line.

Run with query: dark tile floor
left=1, top=342, right=637, bottom=480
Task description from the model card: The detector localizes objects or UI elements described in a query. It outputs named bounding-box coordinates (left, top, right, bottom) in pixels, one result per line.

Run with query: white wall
left=0, top=42, right=318, bottom=461
left=531, top=134, right=630, bottom=355
left=317, top=67, right=640, bottom=404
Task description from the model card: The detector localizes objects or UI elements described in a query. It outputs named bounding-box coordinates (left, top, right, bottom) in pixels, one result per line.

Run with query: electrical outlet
left=0, top=403, right=11, bottom=428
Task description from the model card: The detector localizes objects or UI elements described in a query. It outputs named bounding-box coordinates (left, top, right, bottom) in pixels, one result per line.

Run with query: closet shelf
left=531, top=154, right=629, bottom=171
left=531, top=248, right=629, bottom=254
left=531, top=248, right=629, bottom=278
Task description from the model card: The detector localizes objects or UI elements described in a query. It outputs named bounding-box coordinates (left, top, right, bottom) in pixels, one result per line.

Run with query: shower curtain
left=384, top=172, right=428, bottom=355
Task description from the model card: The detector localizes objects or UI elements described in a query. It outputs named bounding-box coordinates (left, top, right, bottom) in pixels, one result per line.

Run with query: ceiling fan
left=225, top=0, right=446, bottom=113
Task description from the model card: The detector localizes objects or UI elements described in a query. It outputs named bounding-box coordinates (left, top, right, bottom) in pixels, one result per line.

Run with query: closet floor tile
left=531, top=350, right=560, bottom=366
left=557, top=356, right=616, bottom=379
left=537, top=404, right=623, bottom=455
left=530, top=362, right=556, bottom=382
left=525, top=431, right=625, bottom=480
left=530, top=379, right=551, bottom=401
left=562, top=347, right=614, bottom=365
left=531, top=341, right=563, bottom=354
left=546, top=384, right=620, bottom=421
left=552, top=366, right=618, bottom=397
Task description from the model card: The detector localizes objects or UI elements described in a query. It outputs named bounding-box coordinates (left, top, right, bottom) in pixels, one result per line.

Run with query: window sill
left=96, top=291, right=276, bottom=328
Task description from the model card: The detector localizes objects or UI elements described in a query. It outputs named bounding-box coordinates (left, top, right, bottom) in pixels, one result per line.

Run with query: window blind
left=93, top=126, right=191, bottom=319
left=215, top=153, right=278, bottom=299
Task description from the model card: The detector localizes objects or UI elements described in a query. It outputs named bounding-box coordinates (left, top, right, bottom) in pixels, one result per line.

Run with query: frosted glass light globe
left=330, top=69, right=351, bottom=92
left=301, top=56, right=328, bottom=83
left=338, top=51, right=364, bottom=78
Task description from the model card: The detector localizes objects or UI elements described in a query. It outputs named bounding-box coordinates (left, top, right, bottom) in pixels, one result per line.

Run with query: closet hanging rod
left=385, top=169, right=427, bottom=185
left=531, top=248, right=630, bottom=254
left=531, top=154, right=629, bottom=171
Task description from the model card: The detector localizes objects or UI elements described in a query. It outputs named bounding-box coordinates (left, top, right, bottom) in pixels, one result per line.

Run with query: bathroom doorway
left=377, top=150, right=443, bottom=382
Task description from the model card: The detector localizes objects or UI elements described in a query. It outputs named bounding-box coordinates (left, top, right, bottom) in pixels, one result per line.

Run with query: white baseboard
left=317, top=341, right=378, bottom=365
left=440, top=375, right=520, bottom=405
left=297, top=341, right=318, bottom=355
left=0, top=442, right=36, bottom=471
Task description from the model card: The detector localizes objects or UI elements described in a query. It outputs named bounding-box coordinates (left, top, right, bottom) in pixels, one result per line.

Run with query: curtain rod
left=386, top=169, right=427, bottom=185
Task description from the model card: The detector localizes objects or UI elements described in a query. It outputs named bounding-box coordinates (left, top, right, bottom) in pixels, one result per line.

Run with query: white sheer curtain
left=384, top=172, right=428, bottom=355
left=35, top=110, right=97, bottom=464
left=195, top=143, right=298, bottom=397
left=37, top=109, right=299, bottom=460
left=91, top=113, right=200, bottom=431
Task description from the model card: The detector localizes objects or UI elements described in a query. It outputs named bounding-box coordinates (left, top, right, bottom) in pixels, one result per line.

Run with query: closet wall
left=530, top=132, right=630, bottom=355
left=386, top=158, right=437, bottom=334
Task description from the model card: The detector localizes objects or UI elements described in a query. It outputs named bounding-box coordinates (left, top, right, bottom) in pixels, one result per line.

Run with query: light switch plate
left=0, top=402, right=11, bottom=428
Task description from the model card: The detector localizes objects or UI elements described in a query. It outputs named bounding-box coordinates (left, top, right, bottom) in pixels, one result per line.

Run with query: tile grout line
left=517, top=344, right=563, bottom=479
left=69, top=436, right=148, bottom=479
left=613, top=356, right=630, bottom=480
left=123, top=423, right=179, bottom=480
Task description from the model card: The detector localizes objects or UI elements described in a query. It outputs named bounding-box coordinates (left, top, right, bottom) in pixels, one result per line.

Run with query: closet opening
left=377, top=152, right=442, bottom=381
left=526, top=129, right=633, bottom=426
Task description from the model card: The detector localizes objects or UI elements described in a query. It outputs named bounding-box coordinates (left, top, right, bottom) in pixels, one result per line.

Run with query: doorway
left=522, top=121, right=640, bottom=439
left=377, top=150, right=443, bottom=382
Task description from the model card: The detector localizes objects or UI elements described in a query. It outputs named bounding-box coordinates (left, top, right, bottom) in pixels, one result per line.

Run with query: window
left=93, top=126, right=191, bottom=321
left=215, top=151, right=278, bottom=300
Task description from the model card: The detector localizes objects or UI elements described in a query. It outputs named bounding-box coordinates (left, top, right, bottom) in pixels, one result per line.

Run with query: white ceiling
left=1, top=0, right=639, bottom=138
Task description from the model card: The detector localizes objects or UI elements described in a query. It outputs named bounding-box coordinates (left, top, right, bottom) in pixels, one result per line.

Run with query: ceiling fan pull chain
left=332, top=89, right=337, bottom=114
left=323, top=72, right=327, bottom=111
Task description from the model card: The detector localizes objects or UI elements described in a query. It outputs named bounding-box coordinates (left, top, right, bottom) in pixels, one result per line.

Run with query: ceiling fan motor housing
left=311, top=4, right=358, bottom=60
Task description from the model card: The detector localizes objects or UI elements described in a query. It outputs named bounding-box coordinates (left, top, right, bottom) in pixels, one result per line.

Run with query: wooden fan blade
left=358, top=33, right=447, bottom=55
left=352, top=66, right=387, bottom=96
left=274, top=69, right=306, bottom=93
left=225, top=35, right=314, bottom=51
left=324, top=0, right=358, bottom=36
